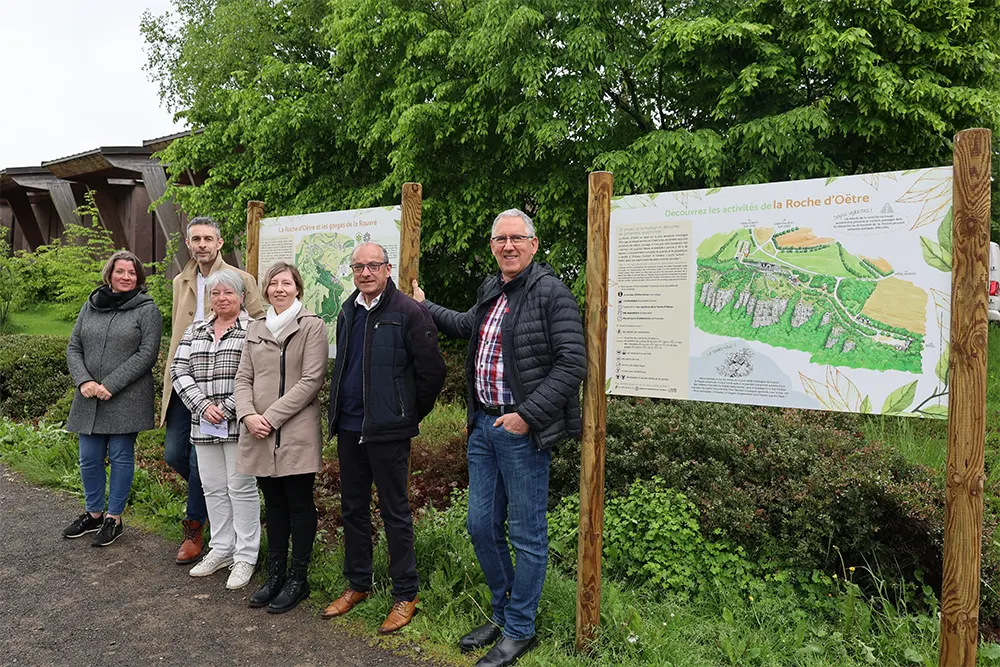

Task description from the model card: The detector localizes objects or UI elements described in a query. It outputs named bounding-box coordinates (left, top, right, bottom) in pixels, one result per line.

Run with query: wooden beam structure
left=90, top=188, right=130, bottom=249
left=939, top=128, right=992, bottom=666
left=2, top=191, right=46, bottom=250
left=139, top=162, right=189, bottom=273
left=577, top=171, right=613, bottom=652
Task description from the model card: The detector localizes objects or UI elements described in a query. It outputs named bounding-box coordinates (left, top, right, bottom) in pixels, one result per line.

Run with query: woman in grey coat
left=63, top=250, right=163, bottom=547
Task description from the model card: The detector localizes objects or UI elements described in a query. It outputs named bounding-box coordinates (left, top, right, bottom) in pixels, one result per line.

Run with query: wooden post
left=939, top=128, right=992, bottom=667
left=245, top=200, right=264, bottom=282
left=399, top=183, right=422, bottom=295
left=576, top=171, right=613, bottom=652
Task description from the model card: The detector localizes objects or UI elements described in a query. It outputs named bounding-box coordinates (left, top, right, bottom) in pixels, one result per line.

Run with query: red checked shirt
left=475, top=293, right=515, bottom=407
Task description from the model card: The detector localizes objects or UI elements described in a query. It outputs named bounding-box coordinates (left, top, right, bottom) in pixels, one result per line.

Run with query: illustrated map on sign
left=695, top=226, right=926, bottom=373
left=257, top=206, right=402, bottom=354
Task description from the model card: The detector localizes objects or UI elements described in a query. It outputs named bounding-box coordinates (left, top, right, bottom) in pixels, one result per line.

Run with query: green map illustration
left=694, top=226, right=927, bottom=372
left=296, top=232, right=363, bottom=345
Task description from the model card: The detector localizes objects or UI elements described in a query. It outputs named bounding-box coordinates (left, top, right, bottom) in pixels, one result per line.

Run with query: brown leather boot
left=175, top=519, right=204, bottom=564
left=321, top=588, right=369, bottom=618
left=378, top=596, right=419, bottom=634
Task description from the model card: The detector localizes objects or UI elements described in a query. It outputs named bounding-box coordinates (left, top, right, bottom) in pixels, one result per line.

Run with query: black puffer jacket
left=425, top=262, right=586, bottom=450
left=328, top=279, right=446, bottom=443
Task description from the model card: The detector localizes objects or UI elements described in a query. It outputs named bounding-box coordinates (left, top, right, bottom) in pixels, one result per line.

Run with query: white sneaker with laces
left=226, top=561, right=255, bottom=590
left=189, top=550, right=234, bottom=577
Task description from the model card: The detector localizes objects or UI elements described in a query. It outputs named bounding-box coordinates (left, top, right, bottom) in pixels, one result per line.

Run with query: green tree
left=142, top=0, right=1000, bottom=307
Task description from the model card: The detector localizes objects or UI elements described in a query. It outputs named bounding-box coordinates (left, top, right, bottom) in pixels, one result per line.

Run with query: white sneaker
left=226, top=561, right=255, bottom=590
left=189, top=550, right=234, bottom=577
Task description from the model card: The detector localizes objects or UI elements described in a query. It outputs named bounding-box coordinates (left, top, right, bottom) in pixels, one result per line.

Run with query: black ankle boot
left=248, top=552, right=286, bottom=608
left=267, top=557, right=309, bottom=614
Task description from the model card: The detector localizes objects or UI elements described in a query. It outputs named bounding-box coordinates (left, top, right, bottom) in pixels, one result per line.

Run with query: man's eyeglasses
left=490, top=235, right=535, bottom=246
left=350, top=261, right=388, bottom=274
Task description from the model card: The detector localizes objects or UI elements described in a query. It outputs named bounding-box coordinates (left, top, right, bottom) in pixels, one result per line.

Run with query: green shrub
left=549, top=478, right=753, bottom=599
left=550, top=398, right=1000, bottom=623
left=0, top=335, right=72, bottom=421
left=42, top=387, right=75, bottom=425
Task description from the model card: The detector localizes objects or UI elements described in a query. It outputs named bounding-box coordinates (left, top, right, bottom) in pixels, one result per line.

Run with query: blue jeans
left=467, top=410, right=552, bottom=641
left=164, top=394, right=208, bottom=523
left=79, top=433, right=137, bottom=516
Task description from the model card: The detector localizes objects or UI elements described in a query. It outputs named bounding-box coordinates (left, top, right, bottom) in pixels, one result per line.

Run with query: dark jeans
left=338, top=429, right=417, bottom=601
left=257, top=473, right=317, bottom=562
left=467, top=410, right=552, bottom=641
left=164, top=394, right=208, bottom=523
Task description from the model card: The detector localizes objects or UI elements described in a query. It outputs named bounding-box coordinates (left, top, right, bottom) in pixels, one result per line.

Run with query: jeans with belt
left=466, top=409, right=551, bottom=641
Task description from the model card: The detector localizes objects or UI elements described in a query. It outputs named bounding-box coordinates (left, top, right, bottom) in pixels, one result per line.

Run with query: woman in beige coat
left=235, top=261, right=328, bottom=614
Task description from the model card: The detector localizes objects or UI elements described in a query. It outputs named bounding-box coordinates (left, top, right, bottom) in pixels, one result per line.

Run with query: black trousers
left=256, top=473, right=317, bottom=563
left=338, top=429, right=417, bottom=601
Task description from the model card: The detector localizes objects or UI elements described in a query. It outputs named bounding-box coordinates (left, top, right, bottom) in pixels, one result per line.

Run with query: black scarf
left=92, top=285, right=142, bottom=310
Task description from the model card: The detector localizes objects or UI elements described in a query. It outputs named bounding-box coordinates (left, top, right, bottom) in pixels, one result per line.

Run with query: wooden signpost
left=245, top=200, right=264, bottom=281
left=939, top=127, right=992, bottom=667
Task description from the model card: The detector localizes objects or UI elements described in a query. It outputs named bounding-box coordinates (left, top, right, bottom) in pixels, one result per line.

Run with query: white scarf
left=265, top=298, right=302, bottom=337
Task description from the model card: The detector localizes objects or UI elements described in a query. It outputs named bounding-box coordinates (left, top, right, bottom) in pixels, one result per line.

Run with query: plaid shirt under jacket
left=169, top=310, right=252, bottom=444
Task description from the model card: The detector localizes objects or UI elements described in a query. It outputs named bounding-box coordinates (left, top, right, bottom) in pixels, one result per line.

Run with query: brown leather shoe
left=175, top=519, right=204, bottom=564
left=378, top=596, right=419, bottom=634
left=321, top=588, right=369, bottom=618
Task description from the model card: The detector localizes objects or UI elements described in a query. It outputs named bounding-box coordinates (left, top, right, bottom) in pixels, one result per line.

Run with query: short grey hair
left=186, top=216, right=222, bottom=238
left=491, top=209, right=536, bottom=237
left=351, top=242, right=390, bottom=264
left=205, top=269, right=245, bottom=297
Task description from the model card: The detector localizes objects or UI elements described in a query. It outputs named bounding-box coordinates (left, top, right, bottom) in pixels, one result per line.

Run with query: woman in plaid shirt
left=170, top=269, right=260, bottom=590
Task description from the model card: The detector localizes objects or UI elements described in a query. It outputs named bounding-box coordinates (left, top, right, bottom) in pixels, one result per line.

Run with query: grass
left=2, top=303, right=75, bottom=336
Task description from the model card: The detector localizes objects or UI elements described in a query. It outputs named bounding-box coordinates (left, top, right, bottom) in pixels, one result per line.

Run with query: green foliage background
left=141, top=0, right=1000, bottom=307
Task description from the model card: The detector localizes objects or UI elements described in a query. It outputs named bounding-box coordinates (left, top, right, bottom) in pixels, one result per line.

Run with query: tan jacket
left=160, top=254, right=265, bottom=425
left=234, top=309, right=328, bottom=478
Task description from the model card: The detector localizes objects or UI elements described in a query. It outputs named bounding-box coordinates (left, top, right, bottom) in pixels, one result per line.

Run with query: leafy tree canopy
left=142, top=0, right=1000, bottom=306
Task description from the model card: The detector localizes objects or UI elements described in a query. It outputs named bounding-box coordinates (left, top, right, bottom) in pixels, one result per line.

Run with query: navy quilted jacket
left=425, top=262, right=586, bottom=450
left=328, top=278, right=446, bottom=443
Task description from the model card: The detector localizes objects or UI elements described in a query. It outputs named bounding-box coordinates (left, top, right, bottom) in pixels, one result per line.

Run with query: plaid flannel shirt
left=170, top=310, right=252, bottom=444
left=474, top=293, right=514, bottom=407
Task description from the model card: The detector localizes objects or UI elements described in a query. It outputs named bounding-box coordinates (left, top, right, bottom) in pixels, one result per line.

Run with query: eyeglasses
left=490, top=235, right=535, bottom=246
left=350, top=261, right=388, bottom=274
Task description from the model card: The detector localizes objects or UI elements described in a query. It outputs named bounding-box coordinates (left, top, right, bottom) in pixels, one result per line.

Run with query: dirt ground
left=0, top=464, right=441, bottom=667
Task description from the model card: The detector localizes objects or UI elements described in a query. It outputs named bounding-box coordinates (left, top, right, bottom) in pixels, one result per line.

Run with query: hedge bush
left=0, top=335, right=72, bottom=421
left=549, top=397, right=1000, bottom=625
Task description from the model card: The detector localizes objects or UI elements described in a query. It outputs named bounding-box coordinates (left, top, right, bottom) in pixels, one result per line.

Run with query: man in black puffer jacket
left=325, top=242, right=446, bottom=634
left=413, top=209, right=586, bottom=667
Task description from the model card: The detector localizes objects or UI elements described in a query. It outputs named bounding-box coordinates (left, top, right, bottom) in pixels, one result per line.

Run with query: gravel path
left=0, top=465, right=441, bottom=667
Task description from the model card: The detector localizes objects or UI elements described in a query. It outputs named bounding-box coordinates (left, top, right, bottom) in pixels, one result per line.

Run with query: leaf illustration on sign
left=929, top=287, right=951, bottom=341
left=937, top=207, right=953, bottom=253
left=935, top=347, right=950, bottom=385
left=920, top=405, right=949, bottom=418
left=860, top=396, right=872, bottom=414
left=920, top=236, right=952, bottom=272
left=825, top=176, right=839, bottom=185
left=672, top=190, right=704, bottom=208
left=705, top=187, right=722, bottom=196
left=799, top=368, right=863, bottom=412
left=860, top=172, right=898, bottom=191
left=616, top=194, right=657, bottom=210
left=882, top=381, right=918, bottom=414
left=896, top=169, right=952, bottom=230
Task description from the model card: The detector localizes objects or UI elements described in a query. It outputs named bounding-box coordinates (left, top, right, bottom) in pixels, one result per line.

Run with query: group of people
left=61, top=208, right=586, bottom=667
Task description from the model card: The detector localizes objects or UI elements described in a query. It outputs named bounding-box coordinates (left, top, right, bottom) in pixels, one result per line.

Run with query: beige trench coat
left=234, top=309, right=328, bottom=478
left=160, top=254, right=265, bottom=425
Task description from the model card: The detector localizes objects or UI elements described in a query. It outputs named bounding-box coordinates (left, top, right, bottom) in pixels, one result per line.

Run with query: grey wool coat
left=234, top=308, right=328, bottom=478
left=66, top=288, right=163, bottom=435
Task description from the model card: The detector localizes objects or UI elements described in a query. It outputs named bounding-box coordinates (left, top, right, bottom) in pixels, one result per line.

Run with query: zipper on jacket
left=274, top=332, right=297, bottom=449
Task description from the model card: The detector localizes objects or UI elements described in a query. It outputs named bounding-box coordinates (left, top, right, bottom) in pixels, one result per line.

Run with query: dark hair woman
left=63, top=250, right=163, bottom=546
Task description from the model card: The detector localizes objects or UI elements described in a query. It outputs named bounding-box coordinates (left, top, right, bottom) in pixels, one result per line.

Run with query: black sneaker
left=63, top=513, right=104, bottom=539
left=91, top=517, right=124, bottom=547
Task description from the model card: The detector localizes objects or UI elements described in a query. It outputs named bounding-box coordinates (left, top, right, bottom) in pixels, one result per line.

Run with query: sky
left=0, top=0, right=184, bottom=168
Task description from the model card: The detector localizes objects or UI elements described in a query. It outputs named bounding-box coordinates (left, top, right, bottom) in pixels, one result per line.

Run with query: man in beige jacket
left=163, top=217, right=265, bottom=564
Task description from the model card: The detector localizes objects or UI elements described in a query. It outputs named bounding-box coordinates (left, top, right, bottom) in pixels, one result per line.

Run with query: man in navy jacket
left=324, top=242, right=446, bottom=634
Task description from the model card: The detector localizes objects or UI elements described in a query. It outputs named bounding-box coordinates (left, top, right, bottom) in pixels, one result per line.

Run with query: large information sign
left=258, top=206, right=402, bottom=354
left=606, top=167, right=953, bottom=417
